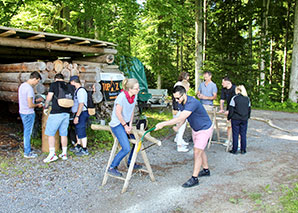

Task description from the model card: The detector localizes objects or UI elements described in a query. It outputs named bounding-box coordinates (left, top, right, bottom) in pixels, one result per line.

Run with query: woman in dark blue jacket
left=228, top=85, right=251, bottom=154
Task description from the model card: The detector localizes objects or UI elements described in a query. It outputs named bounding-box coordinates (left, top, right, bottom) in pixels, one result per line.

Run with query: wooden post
left=41, top=109, right=60, bottom=152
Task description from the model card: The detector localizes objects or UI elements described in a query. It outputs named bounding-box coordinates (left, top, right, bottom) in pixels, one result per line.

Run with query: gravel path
left=0, top=109, right=297, bottom=213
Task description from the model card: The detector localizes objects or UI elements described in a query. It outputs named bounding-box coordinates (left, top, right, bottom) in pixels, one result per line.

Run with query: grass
left=280, top=183, right=298, bottom=213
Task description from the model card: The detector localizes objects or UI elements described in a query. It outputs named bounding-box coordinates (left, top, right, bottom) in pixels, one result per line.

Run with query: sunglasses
left=174, top=94, right=183, bottom=101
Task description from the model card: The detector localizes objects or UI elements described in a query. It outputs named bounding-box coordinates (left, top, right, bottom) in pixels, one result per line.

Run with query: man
left=18, top=71, right=43, bottom=158
left=155, top=86, right=213, bottom=188
left=219, top=77, right=236, bottom=143
left=197, top=71, right=217, bottom=106
left=69, top=75, right=89, bottom=156
left=43, top=73, right=72, bottom=163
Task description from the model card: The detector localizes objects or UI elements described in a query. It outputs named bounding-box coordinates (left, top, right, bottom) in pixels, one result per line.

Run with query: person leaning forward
left=43, top=73, right=73, bottom=163
left=155, top=85, right=213, bottom=188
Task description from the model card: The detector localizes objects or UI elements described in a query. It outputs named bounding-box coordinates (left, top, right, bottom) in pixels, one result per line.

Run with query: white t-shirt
left=109, top=92, right=137, bottom=127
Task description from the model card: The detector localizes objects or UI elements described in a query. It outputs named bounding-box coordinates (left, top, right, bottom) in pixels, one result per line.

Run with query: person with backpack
left=43, top=73, right=74, bottom=163
left=69, top=75, right=90, bottom=156
left=228, top=85, right=251, bottom=154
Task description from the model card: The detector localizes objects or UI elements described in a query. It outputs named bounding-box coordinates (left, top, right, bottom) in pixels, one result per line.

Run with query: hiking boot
left=127, top=163, right=142, bottom=170
left=75, top=148, right=89, bottom=157
left=59, top=153, right=68, bottom=160
left=43, top=154, right=58, bottom=163
left=198, top=169, right=210, bottom=177
left=229, top=150, right=237, bottom=155
left=108, top=168, right=122, bottom=177
left=177, top=145, right=189, bottom=152
left=182, top=177, right=199, bottom=188
left=24, top=152, right=38, bottom=159
left=69, top=146, right=82, bottom=153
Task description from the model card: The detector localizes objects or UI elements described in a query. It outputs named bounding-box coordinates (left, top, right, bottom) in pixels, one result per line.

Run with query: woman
left=228, top=85, right=251, bottom=154
left=108, top=78, right=142, bottom=177
left=173, top=72, right=190, bottom=152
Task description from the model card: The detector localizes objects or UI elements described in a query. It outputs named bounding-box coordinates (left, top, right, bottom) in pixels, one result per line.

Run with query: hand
left=37, top=103, right=43, bottom=108
left=155, top=122, right=164, bottom=131
left=173, top=125, right=179, bottom=132
left=124, top=125, right=131, bottom=134
left=224, top=111, right=229, bottom=115
left=218, top=109, right=224, bottom=113
left=43, top=108, right=49, bottom=115
left=36, top=97, right=44, bottom=102
left=73, top=116, right=79, bottom=124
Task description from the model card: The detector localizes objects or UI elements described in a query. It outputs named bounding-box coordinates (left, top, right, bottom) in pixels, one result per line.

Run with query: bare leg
left=193, top=148, right=203, bottom=177
left=201, top=151, right=209, bottom=169
left=48, top=136, right=55, bottom=148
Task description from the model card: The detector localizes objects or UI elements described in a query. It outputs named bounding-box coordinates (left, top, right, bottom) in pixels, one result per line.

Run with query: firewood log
left=0, top=62, right=46, bottom=72
left=53, top=59, right=63, bottom=72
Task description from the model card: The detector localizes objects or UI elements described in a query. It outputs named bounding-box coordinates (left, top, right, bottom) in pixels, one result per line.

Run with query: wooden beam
left=0, top=30, right=16, bottom=37
left=75, top=40, right=90, bottom=45
left=27, top=34, right=45, bottom=40
left=52, top=37, right=71, bottom=43
left=92, top=43, right=107, bottom=47
left=0, top=37, right=117, bottom=54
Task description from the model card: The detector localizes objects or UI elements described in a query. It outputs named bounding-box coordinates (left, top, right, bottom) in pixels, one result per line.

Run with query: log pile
left=0, top=55, right=119, bottom=105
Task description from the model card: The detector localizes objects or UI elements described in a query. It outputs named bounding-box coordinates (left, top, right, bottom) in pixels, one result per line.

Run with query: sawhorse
left=91, top=124, right=161, bottom=193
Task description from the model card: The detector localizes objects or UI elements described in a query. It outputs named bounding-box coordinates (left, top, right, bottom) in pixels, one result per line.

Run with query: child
left=228, top=85, right=251, bottom=154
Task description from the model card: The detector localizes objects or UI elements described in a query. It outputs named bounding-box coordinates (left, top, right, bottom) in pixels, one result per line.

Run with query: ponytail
left=236, top=85, right=248, bottom=97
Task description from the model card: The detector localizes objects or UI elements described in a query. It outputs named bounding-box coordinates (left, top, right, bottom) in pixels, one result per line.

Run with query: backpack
left=56, top=82, right=74, bottom=108
left=75, top=87, right=96, bottom=116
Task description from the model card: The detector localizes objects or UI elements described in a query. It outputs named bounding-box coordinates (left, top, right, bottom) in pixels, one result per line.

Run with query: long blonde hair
left=236, top=85, right=248, bottom=97
left=122, top=78, right=139, bottom=91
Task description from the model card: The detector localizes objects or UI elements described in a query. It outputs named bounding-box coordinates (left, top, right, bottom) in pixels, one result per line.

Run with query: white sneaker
left=43, top=154, right=58, bottom=163
left=181, top=140, right=189, bottom=146
left=59, top=153, right=68, bottom=160
left=177, top=145, right=189, bottom=152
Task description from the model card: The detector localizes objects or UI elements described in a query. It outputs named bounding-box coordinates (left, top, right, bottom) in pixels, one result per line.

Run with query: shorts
left=75, top=110, right=89, bottom=139
left=45, top=113, right=70, bottom=136
left=192, top=126, right=213, bottom=150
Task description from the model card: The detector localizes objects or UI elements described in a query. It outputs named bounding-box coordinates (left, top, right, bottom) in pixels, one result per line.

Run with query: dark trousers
left=231, top=119, right=248, bottom=152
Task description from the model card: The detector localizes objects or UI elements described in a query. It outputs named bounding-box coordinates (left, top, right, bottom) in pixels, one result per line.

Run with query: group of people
left=18, top=72, right=90, bottom=162
left=155, top=71, right=251, bottom=187
left=18, top=70, right=250, bottom=189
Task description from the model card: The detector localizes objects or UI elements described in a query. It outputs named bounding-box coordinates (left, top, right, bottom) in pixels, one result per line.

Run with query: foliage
left=0, top=0, right=297, bottom=107
left=86, top=127, right=114, bottom=152
left=280, top=183, right=298, bottom=213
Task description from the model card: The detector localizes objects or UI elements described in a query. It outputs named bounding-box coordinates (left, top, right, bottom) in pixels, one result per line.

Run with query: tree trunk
left=0, top=62, right=46, bottom=72
left=289, top=0, right=298, bottom=102
left=203, top=0, right=207, bottom=62
left=195, top=0, right=203, bottom=92
left=74, top=54, right=115, bottom=64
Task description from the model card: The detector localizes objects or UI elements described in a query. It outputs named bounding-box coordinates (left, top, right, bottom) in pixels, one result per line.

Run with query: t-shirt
left=220, top=84, right=236, bottom=110
left=109, top=91, right=137, bottom=127
left=178, top=96, right=212, bottom=131
left=49, top=81, right=74, bottom=114
left=72, top=87, right=88, bottom=113
left=18, top=82, right=35, bottom=114
left=198, top=81, right=218, bottom=105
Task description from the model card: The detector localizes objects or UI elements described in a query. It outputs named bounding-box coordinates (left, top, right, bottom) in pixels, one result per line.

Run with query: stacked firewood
left=0, top=54, right=117, bottom=104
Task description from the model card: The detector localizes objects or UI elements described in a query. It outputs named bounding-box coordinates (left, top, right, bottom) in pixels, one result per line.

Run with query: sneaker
left=198, top=169, right=210, bottom=177
left=43, top=154, right=58, bottom=163
left=182, top=177, right=199, bottom=188
left=127, top=163, right=143, bottom=170
left=69, top=146, right=82, bottom=153
left=229, top=150, right=237, bottom=155
left=181, top=140, right=189, bottom=146
left=75, top=148, right=89, bottom=157
left=59, top=153, right=68, bottom=160
left=108, top=167, right=122, bottom=177
left=177, top=145, right=189, bottom=152
left=24, top=152, right=38, bottom=159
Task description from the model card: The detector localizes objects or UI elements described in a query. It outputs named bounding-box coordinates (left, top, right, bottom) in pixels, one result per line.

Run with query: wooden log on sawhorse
left=91, top=124, right=161, bottom=193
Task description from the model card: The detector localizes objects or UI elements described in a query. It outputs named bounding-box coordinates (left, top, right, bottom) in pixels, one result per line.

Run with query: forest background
left=1, top=0, right=298, bottom=110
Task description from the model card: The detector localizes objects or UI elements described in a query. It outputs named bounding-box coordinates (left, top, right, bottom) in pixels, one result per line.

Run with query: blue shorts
left=75, top=110, right=89, bottom=139
left=45, top=113, right=70, bottom=136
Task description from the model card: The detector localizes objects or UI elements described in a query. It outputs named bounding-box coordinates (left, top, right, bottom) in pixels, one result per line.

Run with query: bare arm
left=115, top=104, right=131, bottom=134
left=155, top=110, right=191, bottom=130
left=219, top=99, right=225, bottom=112
left=73, top=103, right=84, bottom=124
left=44, top=92, right=54, bottom=109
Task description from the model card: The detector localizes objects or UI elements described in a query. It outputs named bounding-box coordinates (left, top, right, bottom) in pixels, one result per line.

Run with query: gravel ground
left=0, top=109, right=297, bottom=213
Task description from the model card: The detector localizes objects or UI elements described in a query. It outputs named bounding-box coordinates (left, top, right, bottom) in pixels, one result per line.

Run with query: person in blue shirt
left=197, top=71, right=217, bottom=106
left=155, top=86, right=213, bottom=188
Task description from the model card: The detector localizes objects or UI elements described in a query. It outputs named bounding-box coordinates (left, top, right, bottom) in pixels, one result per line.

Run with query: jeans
left=110, top=124, right=135, bottom=168
left=20, top=113, right=35, bottom=155
left=231, top=119, right=248, bottom=152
